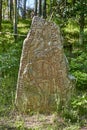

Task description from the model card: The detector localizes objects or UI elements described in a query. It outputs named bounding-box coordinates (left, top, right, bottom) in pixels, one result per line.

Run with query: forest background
left=0, top=0, right=87, bottom=129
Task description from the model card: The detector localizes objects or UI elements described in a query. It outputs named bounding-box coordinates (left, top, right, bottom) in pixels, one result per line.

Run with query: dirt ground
left=0, top=113, right=87, bottom=130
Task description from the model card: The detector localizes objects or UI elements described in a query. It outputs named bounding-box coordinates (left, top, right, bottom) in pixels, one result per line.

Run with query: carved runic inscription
left=22, top=48, right=59, bottom=112
left=15, top=17, right=74, bottom=113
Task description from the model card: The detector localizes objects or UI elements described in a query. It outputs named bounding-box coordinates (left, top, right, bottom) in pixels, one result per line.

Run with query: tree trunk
left=10, top=0, right=13, bottom=20
left=13, top=0, right=17, bottom=40
left=34, top=0, right=37, bottom=16
left=0, top=0, right=2, bottom=31
left=39, top=0, right=42, bottom=16
left=79, top=14, right=84, bottom=45
left=43, top=0, right=46, bottom=18
left=79, top=0, right=85, bottom=45
left=22, top=0, right=26, bottom=19
left=50, top=0, right=52, bottom=15
left=6, top=0, right=9, bottom=19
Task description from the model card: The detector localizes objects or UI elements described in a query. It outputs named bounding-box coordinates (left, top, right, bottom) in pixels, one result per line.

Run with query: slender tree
left=43, top=0, right=46, bottom=18
left=39, top=0, right=42, bottom=16
left=50, top=0, right=52, bottom=15
left=13, top=0, right=17, bottom=40
left=0, top=0, right=2, bottom=30
left=10, top=0, right=13, bottom=20
left=79, top=0, right=85, bottom=45
left=22, top=0, right=27, bottom=19
left=34, top=0, right=37, bottom=16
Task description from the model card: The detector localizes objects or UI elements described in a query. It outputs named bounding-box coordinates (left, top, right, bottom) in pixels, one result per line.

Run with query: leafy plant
left=62, top=93, right=87, bottom=126
left=71, top=94, right=87, bottom=117
left=73, top=71, right=87, bottom=90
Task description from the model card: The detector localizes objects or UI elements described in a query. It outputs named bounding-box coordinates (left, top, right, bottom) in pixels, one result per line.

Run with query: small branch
left=0, top=31, right=26, bottom=37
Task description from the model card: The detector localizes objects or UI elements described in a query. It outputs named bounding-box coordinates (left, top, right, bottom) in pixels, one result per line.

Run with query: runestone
left=15, top=17, right=74, bottom=113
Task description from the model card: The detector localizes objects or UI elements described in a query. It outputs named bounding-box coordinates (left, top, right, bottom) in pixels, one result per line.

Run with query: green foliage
left=0, top=52, right=18, bottom=75
left=62, top=108, right=78, bottom=123
left=0, top=18, right=31, bottom=116
left=72, top=94, right=87, bottom=116
left=62, top=93, right=87, bottom=125
left=15, top=119, right=25, bottom=130
left=69, top=51, right=87, bottom=90
left=73, top=71, right=87, bottom=90
left=64, top=125, right=80, bottom=130
left=70, top=52, right=87, bottom=71
left=2, top=20, right=13, bottom=31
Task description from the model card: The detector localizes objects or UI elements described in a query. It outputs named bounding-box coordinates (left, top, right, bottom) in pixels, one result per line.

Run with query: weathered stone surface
left=15, top=16, right=74, bottom=113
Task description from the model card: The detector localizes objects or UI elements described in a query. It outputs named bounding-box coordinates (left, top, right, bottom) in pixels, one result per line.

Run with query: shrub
left=73, top=71, right=87, bottom=90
